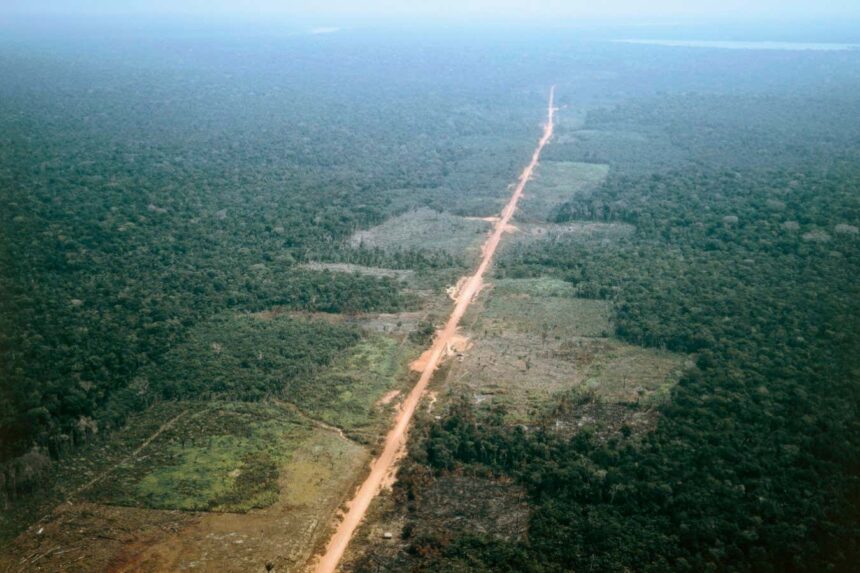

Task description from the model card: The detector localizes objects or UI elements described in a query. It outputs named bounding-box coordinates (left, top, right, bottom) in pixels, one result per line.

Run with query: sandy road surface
left=311, top=86, right=556, bottom=573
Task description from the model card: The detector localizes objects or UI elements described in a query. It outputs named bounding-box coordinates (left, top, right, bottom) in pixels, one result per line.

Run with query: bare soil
left=310, top=87, right=558, bottom=573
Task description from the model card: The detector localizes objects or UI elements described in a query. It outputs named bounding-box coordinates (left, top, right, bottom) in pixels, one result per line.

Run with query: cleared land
left=0, top=404, right=375, bottom=573
left=300, top=262, right=416, bottom=283
left=0, top=310, right=420, bottom=572
left=346, top=474, right=529, bottom=572
left=84, top=402, right=312, bottom=512
left=447, top=277, right=686, bottom=424
left=517, top=160, right=609, bottom=221
left=349, top=207, right=491, bottom=258
left=503, top=221, right=635, bottom=251
left=339, top=147, right=688, bottom=573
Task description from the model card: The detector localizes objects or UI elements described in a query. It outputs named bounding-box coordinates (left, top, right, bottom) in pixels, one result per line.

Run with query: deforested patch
left=348, top=207, right=491, bottom=258
left=300, top=262, right=416, bottom=282
left=505, top=220, right=635, bottom=248
left=344, top=474, right=529, bottom=572
left=517, top=161, right=610, bottom=221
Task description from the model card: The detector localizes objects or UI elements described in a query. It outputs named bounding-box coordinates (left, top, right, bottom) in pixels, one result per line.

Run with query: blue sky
left=5, top=0, right=860, bottom=21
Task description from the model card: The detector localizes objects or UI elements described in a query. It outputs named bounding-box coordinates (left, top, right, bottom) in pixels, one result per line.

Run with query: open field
left=349, top=207, right=491, bottom=258
left=481, top=278, right=613, bottom=338
left=502, top=220, right=635, bottom=251
left=81, top=402, right=312, bottom=512
left=443, top=276, right=686, bottom=424
left=251, top=309, right=426, bottom=338
left=105, top=427, right=370, bottom=573
left=0, top=402, right=372, bottom=573
left=300, top=335, right=413, bottom=441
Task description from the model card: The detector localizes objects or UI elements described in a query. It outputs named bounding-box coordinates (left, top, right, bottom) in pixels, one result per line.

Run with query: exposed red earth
left=311, top=86, right=556, bottom=573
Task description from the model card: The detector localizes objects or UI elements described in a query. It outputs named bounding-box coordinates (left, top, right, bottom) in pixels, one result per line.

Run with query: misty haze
left=1, top=2, right=858, bottom=572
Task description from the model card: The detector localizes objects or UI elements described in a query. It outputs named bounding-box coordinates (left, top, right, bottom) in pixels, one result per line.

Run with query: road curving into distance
left=311, top=86, right=556, bottom=573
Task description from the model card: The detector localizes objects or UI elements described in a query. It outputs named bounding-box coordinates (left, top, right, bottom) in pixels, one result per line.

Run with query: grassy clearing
left=481, top=279, right=612, bottom=339
left=348, top=311, right=423, bottom=339
left=84, top=401, right=312, bottom=512
left=349, top=207, right=490, bottom=258
left=281, top=428, right=367, bottom=508
left=576, top=342, right=686, bottom=404
left=301, top=333, right=412, bottom=440
left=1, top=421, right=372, bottom=573
left=518, top=161, right=609, bottom=221
left=448, top=276, right=685, bottom=424
left=485, top=295, right=611, bottom=339
left=550, top=335, right=686, bottom=404
left=444, top=328, right=585, bottom=421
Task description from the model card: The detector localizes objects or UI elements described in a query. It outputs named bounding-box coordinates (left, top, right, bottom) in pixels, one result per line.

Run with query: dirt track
left=311, top=86, right=556, bottom=573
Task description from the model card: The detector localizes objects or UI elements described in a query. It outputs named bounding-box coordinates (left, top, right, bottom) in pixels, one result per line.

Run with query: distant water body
left=617, top=39, right=860, bottom=51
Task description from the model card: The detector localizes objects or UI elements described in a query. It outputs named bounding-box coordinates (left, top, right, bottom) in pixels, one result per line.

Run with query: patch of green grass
left=500, top=222, right=636, bottom=258
left=301, top=334, right=408, bottom=438
left=301, top=262, right=416, bottom=284
left=86, top=402, right=313, bottom=512
left=133, top=434, right=268, bottom=511
left=482, top=291, right=612, bottom=339
left=579, top=342, right=686, bottom=404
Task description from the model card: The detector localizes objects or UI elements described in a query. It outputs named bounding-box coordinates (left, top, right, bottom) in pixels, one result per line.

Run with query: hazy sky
left=4, top=0, right=860, bottom=21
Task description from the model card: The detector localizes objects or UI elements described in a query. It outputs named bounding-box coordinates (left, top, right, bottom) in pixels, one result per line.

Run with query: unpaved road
left=311, top=86, right=556, bottom=573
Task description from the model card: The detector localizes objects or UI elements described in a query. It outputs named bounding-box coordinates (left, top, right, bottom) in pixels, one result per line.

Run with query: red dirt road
left=311, top=87, right=556, bottom=573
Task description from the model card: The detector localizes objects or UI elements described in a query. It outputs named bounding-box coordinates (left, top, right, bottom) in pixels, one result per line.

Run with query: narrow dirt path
left=275, top=399, right=353, bottom=443
left=311, top=86, right=556, bottom=573
left=69, top=409, right=190, bottom=500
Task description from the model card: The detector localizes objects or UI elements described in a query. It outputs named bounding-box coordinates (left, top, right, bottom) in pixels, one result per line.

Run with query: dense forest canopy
left=0, top=28, right=553, bottom=461
left=1, top=21, right=858, bottom=571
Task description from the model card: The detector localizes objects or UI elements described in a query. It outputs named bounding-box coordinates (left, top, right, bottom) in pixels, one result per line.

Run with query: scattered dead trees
left=1, top=447, right=52, bottom=505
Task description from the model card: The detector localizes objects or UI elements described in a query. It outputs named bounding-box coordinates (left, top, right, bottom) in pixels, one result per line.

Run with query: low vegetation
left=86, top=402, right=311, bottom=512
left=350, top=207, right=491, bottom=260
